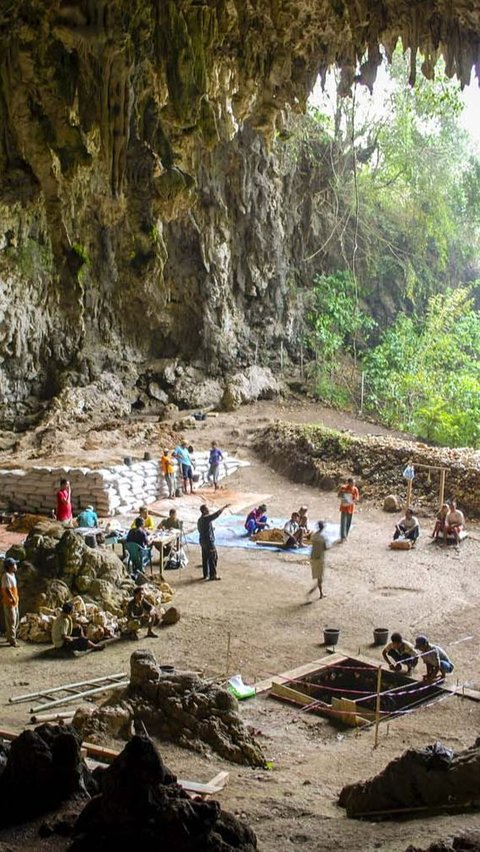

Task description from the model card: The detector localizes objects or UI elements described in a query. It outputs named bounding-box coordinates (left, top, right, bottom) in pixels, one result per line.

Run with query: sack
left=389, top=539, right=412, bottom=550
left=165, top=548, right=188, bottom=570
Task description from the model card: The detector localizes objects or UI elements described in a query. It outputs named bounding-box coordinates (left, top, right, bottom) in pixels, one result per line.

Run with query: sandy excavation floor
left=1, top=399, right=480, bottom=851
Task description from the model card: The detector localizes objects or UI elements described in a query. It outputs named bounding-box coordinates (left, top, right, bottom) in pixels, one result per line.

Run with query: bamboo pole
left=373, top=666, right=382, bottom=748
left=439, top=468, right=446, bottom=508
left=406, top=478, right=413, bottom=509
left=9, top=672, right=127, bottom=704
left=30, top=710, right=75, bottom=724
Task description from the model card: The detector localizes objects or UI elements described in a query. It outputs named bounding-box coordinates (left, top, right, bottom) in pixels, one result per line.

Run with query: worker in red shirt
left=56, top=478, right=72, bottom=523
left=338, top=477, right=359, bottom=541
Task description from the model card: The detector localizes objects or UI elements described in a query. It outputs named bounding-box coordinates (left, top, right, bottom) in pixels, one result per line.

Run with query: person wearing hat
left=76, top=505, right=99, bottom=528
left=1, top=557, right=19, bottom=647
left=382, top=632, right=418, bottom=674
left=415, top=635, right=454, bottom=682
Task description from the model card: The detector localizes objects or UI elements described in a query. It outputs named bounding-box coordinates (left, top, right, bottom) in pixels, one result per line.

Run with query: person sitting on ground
left=127, top=517, right=151, bottom=548
left=76, top=505, right=98, bottom=529
left=125, top=587, right=159, bottom=639
left=160, top=449, right=176, bottom=499
left=414, top=635, right=454, bottom=682
left=159, top=508, right=182, bottom=531
left=431, top=503, right=449, bottom=541
left=173, top=440, right=194, bottom=494
left=444, top=499, right=465, bottom=546
left=298, top=505, right=309, bottom=534
left=382, top=632, right=418, bottom=675
left=244, top=504, right=269, bottom=536
left=207, top=441, right=224, bottom=491
left=283, top=512, right=304, bottom=548
left=130, top=506, right=155, bottom=531
left=52, top=602, right=105, bottom=652
left=393, top=508, right=420, bottom=546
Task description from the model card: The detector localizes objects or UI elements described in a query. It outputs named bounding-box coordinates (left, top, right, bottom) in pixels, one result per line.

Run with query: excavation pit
left=269, top=655, right=445, bottom=728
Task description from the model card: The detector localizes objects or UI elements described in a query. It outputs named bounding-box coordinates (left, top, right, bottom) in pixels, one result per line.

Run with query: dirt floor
left=1, top=399, right=480, bottom=851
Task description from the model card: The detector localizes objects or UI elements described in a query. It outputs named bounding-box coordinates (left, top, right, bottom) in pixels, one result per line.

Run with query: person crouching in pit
left=382, top=632, right=418, bottom=675
left=125, top=588, right=159, bottom=639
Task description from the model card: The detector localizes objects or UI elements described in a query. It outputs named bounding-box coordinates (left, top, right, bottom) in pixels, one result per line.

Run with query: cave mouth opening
left=270, top=657, right=445, bottom=728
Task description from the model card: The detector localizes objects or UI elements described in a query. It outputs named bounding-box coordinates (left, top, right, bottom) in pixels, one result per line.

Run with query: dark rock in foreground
left=71, top=735, right=257, bottom=851
left=339, top=740, right=480, bottom=819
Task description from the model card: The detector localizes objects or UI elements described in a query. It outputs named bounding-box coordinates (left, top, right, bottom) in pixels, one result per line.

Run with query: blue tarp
left=185, top=515, right=341, bottom=554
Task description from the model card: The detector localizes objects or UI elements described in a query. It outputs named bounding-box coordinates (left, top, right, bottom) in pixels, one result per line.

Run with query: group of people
left=382, top=631, right=454, bottom=683
left=161, top=440, right=224, bottom=497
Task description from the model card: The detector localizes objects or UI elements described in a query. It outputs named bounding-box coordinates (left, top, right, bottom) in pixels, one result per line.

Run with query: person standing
left=197, top=503, right=229, bottom=581
left=338, top=477, right=359, bottom=541
left=1, top=557, right=19, bottom=647
left=56, top=478, right=72, bottom=523
left=308, top=521, right=327, bottom=599
left=173, top=441, right=194, bottom=494
left=160, top=449, right=176, bottom=499
left=207, top=441, right=224, bottom=491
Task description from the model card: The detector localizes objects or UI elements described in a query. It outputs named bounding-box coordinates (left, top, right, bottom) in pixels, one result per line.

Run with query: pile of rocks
left=405, top=833, right=480, bottom=851
left=255, top=422, right=480, bottom=516
left=0, top=451, right=249, bottom=516
left=3, top=522, right=175, bottom=640
left=339, top=739, right=480, bottom=818
left=0, top=725, right=257, bottom=850
left=73, top=649, right=266, bottom=768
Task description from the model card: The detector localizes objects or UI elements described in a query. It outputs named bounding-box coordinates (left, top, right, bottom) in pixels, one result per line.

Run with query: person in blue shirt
left=76, top=505, right=99, bottom=528
left=173, top=440, right=194, bottom=494
left=207, top=441, right=224, bottom=491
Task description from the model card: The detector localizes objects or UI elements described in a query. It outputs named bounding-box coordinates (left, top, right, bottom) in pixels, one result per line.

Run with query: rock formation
left=73, top=649, right=266, bottom=767
left=1, top=1, right=479, bottom=425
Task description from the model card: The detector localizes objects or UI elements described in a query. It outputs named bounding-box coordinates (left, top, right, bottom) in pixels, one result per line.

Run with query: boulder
left=162, top=606, right=180, bottom=626
left=383, top=494, right=400, bottom=512
left=222, top=367, right=281, bottom=411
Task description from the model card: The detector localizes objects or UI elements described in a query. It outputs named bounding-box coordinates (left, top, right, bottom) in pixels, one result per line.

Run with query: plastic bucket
left=373, top=628, right=389, bottom=646
left=324, top=628, right=340, bottom=647
left=159, top=665, right=175, bottom=675
left=144, top=451, right=152, bottom=461
left=124, top=456, right=132, bottom=466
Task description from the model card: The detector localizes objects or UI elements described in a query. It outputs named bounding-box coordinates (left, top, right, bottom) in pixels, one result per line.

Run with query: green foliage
left=305, top=271, right=375, bottom=404
left=363, top=286, right=480, bottom=447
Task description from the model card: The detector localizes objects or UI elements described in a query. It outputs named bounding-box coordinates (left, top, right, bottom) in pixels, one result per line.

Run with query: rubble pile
left=0, top=727, right=257, bottom=850
left=0, top=724, right=93, bottom=827
left=255, top=423, right=480, bottom=516
left=4, top=524, right=174, bottom=641
left=71, top=734, right=257, bottom=851
left=339, top=740, right=480, bottom=818
left=73, top=650, right=266, bottom=768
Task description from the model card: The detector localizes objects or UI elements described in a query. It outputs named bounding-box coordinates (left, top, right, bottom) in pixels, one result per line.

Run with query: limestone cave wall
left=0, top=0, right=479, bottom=427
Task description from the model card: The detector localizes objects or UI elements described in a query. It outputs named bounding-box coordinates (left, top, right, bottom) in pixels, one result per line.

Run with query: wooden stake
left=439, top=468, right=446, bottom=508
left=225, top=631, right=231, bottom=676
left=373, top=665, right=382, bottom=748
left=406, top=478, right=413, bottom=509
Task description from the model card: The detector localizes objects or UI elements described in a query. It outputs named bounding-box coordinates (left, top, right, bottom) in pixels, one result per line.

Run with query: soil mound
left=339, top=740, right=480, bottom=818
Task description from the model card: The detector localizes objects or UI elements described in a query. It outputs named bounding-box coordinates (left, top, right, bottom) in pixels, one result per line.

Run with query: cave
left=1, top=1, right=480, bottom=428
left=269, top=657, right=446, bottom=728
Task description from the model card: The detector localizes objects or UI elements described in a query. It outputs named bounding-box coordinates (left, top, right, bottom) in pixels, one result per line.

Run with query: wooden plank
left=270, top=682, right=317, bottom=706
left=254, top=654, right=348, bottom=694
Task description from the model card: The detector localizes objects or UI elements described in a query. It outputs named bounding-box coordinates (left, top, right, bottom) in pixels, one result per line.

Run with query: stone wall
left=0, top=452, right=249, bottom=517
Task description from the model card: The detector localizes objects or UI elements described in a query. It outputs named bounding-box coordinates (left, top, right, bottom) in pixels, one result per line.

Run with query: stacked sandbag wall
left=0, top=452, right=248, bottom=517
